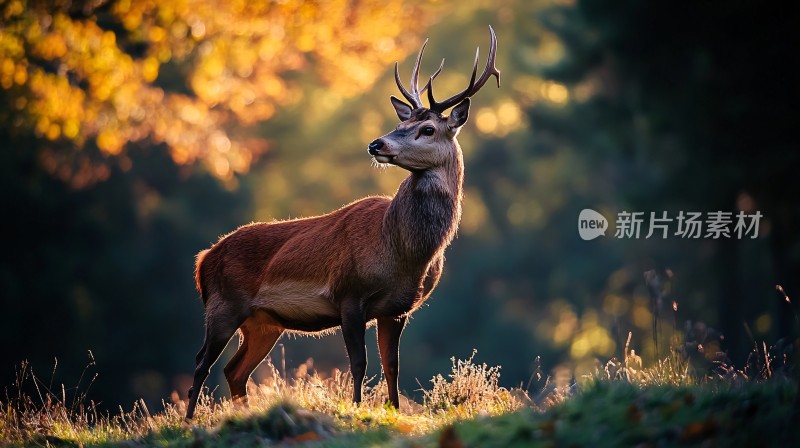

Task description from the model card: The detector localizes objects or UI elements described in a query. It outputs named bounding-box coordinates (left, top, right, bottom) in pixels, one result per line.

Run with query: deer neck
left=384, top=146, right=464, bottom=264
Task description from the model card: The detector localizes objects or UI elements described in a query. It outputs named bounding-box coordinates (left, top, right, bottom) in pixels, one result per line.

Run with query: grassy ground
left=2, top=350, right=798, bottom=447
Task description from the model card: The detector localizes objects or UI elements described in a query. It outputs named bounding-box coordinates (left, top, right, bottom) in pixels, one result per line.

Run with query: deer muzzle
left=368, top=139, right=396, bottom=163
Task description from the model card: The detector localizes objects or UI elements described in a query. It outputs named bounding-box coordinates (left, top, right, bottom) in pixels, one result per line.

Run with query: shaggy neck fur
left=383, top=142, right=464, bottom=265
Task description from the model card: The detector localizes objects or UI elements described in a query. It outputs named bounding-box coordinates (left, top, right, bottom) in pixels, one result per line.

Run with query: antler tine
left=394, top=62, right=419, bottom=109
left=409, top=39, right=428, bottom=97
left=428, top=25, right=501, bottom=113
left=428, top=49, right=478, bottom=112
left=394, top=39, right=430, bottom=109
left=420, top=58, right=445, bottom=95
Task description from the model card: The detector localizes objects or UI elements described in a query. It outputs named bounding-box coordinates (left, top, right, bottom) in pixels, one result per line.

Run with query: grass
left=0, top=351, right=526, bottom=447
left=4, top=276, right=797, bottom=446
left=1, top=343, right=798, bottom=447
left=442, top=381, right=798, bottom=447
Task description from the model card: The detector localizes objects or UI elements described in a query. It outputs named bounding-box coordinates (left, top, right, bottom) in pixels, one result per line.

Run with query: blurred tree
left=530, top=0, right=799, bottom=363
left=0, top=0, right=431, bottom=187
left=0, top=128, right=252, bottom=407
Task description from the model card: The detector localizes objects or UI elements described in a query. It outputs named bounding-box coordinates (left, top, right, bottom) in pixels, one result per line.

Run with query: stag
left=185, top=26, right=499, bottom=421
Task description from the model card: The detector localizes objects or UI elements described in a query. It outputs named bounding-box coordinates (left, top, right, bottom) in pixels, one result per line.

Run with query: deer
left=184, top=26, right=499, bottom=421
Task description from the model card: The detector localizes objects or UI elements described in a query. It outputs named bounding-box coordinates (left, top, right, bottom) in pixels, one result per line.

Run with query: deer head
left=367, top=26, right=500, bottom=172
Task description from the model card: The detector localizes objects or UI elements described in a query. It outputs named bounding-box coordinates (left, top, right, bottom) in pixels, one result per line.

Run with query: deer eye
left=421, top=126, right=435, bottom=136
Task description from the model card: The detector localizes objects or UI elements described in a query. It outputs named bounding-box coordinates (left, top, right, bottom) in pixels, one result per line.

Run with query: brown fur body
left=184, top=112, right=465, bottom=420
left=184, top=27, right=497, bottom=421
left=196, top=156, right=462, bottom=334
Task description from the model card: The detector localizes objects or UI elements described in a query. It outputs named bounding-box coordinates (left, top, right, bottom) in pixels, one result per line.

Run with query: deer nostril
left=368, top=139, right=385, bottom=155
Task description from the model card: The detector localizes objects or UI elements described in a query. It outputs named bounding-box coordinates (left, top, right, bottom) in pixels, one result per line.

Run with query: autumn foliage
left=0, top=0, right=432, bottom=187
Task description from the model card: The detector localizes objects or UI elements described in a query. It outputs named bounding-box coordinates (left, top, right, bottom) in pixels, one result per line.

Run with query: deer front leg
left=341, top=302, right=367, bottom=403
left=377, top=315, right=406, bottom=409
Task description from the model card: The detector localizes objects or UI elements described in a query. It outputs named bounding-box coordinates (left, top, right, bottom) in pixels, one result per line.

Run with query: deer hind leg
left=185, top=302, right=246, bottom=421
left=377, top=315, right=407, bottom=409
left=223, top=319, right=284, bottom=403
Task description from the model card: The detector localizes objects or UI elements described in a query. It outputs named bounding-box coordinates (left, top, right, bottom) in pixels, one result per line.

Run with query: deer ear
left=447, top=98, right=470, bottom=130
left=390, top=96, right=413, bottom=121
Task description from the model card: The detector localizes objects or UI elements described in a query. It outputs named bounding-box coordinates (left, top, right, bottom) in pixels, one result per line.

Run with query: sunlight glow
left=569, top=312, right=616, bottom=358
left=475, top=108, right=498, bottom=134
left=543, top=82, right=569, bottom=105
left=497, top=101, right=522, bottom=128
left=553, top=308, right=578, bottom=345
left=475, top=102, right=525, bottom=137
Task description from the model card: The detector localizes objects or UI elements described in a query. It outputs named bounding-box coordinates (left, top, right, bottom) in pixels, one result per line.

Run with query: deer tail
left=195, top=249, right=211, bottom=305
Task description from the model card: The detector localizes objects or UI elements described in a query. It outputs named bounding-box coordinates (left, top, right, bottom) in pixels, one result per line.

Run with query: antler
left=394, top=39, right=439, bottom=109
left=427, top=25, right=500, bottom=113
left=395, top=26, right=500, bottom=113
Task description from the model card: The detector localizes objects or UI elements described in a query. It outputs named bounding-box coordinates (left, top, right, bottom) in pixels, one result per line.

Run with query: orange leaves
left=26, top=68, right=86, bottom=142
left=96, top=130, right=124, bottom=155
left=1, top=0, right=435, bottom=186
left=31, top=33, right=67, bottom=59
left=1, top=58, right=27, bottom=89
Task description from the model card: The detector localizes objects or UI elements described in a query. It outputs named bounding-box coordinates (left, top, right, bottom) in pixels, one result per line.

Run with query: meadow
left=3, top=336, right=798, bottom=447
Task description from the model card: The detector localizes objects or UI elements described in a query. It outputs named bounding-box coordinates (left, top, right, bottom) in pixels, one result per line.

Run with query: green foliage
left=449, top=382, right=799, bottom=448
left=527, top=0, right=800, bottom=362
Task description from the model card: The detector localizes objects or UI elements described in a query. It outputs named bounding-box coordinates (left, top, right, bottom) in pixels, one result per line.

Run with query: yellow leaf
left=142, top=57, right=159, bottom=82
left=97, top=130, right=123, bottom=155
